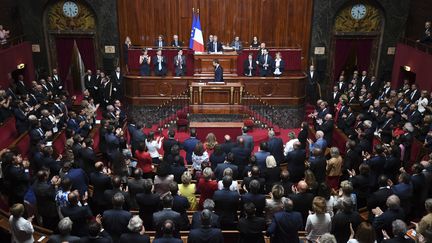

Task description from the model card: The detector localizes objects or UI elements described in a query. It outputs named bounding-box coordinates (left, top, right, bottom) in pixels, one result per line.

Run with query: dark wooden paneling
left=124, top=73, right=306, bottom=105
left=117, top=0, right=313, bottom=69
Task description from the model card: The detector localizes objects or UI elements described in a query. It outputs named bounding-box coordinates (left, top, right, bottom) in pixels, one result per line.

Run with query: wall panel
left=117, top=0, right=313, bottom=69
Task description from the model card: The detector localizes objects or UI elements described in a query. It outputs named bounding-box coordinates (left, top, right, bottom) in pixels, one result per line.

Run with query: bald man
left=288, top=181, right=314, bottom=227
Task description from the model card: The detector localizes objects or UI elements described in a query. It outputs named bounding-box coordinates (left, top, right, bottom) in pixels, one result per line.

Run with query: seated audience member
left=272, top=52, right=285, bottom=76
left=119, top=216, right=150, bottom=243
left=238, top=202, right=266, bottom=243
left=305, top=196, right=332, bottom=242
left=372, top=195, right=405, bottom=242
left=188, top=209, right=224, bottom=243
left=267, top=198, right=303, bottom=243
left=265, top=184, right=286, bottom=224
left=171, top=34, right=183, bottom=47
left=102, top=193, right=132, bottom=242
left=8, top=203, right=34, bottom=243
left=250, top=36, right=260, bottom=48
left=213, top=176, right=240, bottom=229
left=241, top=179, right=266, bottom=217
left=288, top=180, right=315, bottom=226
left=179, top=171, right=197, bottom=210
left=136, top=179, right=162, bottom=231
left=153, top=194, right=184, bottom=238
left=153, top=220, right=183, bottom=243
left=60, top=191, right=93, bottom=237
left=154, top=34, right=166, bottom=47
left=217, top=167, right=238, bottom=191
left=231, top=36, right=243, bottom=51
left=331, top=198, right=362, bottom=243
left=382, top=219, right=415, bottom=243
left=48, top=217, right=80, bottom=243
left=191, top=199, right=220, bottom=229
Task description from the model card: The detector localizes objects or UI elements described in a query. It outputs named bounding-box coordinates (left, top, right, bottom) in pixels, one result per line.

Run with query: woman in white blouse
left=305, top=196, right=332, bottom=242
left=417, top=90, right=429, bottom=113
left=192, top=142, right=209, bottom=171
left=272, top=52, right=285, bottom=76
left=145, top=131, right=163, bottom=164
left=9, top=203, right=34, bottom=243
left=217, top=167, right=239, bottom=191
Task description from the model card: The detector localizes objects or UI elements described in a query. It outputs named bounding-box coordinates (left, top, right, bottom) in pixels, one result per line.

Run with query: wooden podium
left=193, top=52, right=238, bottom=77
left=189, top=82, right=243, bottom=105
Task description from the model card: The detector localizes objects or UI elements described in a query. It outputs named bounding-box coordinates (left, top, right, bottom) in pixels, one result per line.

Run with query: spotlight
left=17, top=63, right=25, bottom=69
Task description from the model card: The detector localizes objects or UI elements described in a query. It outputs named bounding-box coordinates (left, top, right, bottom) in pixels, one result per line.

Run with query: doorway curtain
left=333, top=38, right=374, bottom=82
left=55, top=37, right=96, bottom=94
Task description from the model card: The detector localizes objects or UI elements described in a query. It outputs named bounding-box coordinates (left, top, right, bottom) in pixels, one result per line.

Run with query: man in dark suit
left=258, top=49, right=273, bottom=77
left=183, top=129, right=200, bottom=164
left=241, top=179, right=266, bottom=217
left=208, top=35, right=223, bottom=53
left=47, top=217, right=81, bottom=243
left=188, top=209, right=224, bottom=243
left=169, top=182, right=190, bottom=230
left=285, top=141, right=306, bottom=183
left=316, top=114, right=334, bottom=147
left=288, top=181, right=314, bottom=226
left=308, top=148, right=326, bottom=183
left=237, top=126, right=254, bottom=152
left=102, top=193, right=132, bottom=242
left=14, top=104, right=29, bottom=135
left=153, top=194, right=184, bottom=238
left=230, top=140, right=249, bottom=177
left=372, top=195, right=405, bottom=242
left=409, top=84, right=420, bottom=103
left=111, top=66, right=123, bottom=100
left=238, top=202, right=266, bottom=243
left=191, top=199, right=220, bottom=229
left=214, top=153, right=239, bottom=180
left=104, top=176, right=130, bottom=211
left=119, top=216, right=150, bottom=243
left=155, top=35, right=167, bottom=48
left=367, top=175, right=393, bottom=212
left=383, top=220, right=415, bottom=243
left=267, top=198, right=303, bottom=243
left=243, top=53, right=257, bottom=76
left=173, top=49, right=187, bottom=76
left=32, top=170, right=59, bottom=231
left=84, top=69, right=96, bottom=98
left=63, top=162, right=89, bottom=198
left=15, top=75, right=28, bottom=95
left=213, top=176, right=240, bottom=229
left=306, top=65, right=319, bottom=103
left=241, top=166, right=266, bottom=194
left=267, top=130, right=284, bottom=164
left=79, top=138, right=97, bottom=176
left=170, top=34, right=183, bottom=47
left=213, top=59, right=224, bottom=82
left=136, top=179, right=162, bottom=231
left=220, top=134, right=235, bottom=154
left=154, top=220, right=183, bottom=243
left=378, top=111, right=396, bottom=144
left=163, top=130, right=180, bottom=160
left=331, top=198, right=362, bottom=243
left=153, top=49, right=167, bottom=76
left=60, top=191, right=93, bottom=237
left=89, top=162, right=112, bottom=215
left=130, top=122, right=146, bottom=153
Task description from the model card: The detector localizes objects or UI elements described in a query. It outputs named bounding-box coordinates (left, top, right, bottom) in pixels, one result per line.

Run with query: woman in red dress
left=197, top=167, right=218, bottom=210
left=134, top=141, right=153, bottom=179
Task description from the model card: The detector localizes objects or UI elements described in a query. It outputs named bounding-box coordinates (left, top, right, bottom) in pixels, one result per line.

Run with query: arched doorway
left=330, top=1, right=384, bottom=83
left=44, top=0, right=97, bottom=95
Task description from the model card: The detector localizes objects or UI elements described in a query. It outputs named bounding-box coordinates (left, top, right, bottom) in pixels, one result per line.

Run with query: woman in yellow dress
left=178, top=171, right=197, bottom=210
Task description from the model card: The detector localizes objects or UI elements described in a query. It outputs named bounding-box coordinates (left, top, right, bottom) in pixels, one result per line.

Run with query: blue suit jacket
left=65, top=168, right=89, bottom=197
left=188, top=227, right=224, bottom=243
left=183, top=137, right=200, bottom=164
left=267, top=137, right=284, bottom=164
left=267, top=211, right=303, bottom=243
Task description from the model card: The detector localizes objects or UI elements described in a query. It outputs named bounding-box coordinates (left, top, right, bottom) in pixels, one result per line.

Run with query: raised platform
left=124, top=73, right=306, bottom=106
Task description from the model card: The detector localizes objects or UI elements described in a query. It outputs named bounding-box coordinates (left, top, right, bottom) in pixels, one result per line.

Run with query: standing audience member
left=305, top=196, right=332, bottom=242
left=8, top=203, right=34, bottom=243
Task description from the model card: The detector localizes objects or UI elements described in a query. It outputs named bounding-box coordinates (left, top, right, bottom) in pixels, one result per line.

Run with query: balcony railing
left=400, top=37, right=432, bottom=54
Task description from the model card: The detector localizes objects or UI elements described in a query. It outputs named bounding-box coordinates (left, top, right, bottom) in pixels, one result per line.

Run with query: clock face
left=351, top=4, right=367, bottom=20
left=63, top=1, right=79, bottom=18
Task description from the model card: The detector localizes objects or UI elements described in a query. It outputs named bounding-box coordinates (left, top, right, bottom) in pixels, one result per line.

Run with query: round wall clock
left=63, top=1, right=79, bottom=18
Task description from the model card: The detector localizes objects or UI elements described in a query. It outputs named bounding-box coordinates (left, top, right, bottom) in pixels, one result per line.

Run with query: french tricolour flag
left=189, top=11, right=204, bottom=52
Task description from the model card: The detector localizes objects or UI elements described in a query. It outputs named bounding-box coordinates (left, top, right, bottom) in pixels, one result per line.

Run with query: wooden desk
left=189, top=82, right=243, bottom=105
left=193, top=52, right=238, bottom=76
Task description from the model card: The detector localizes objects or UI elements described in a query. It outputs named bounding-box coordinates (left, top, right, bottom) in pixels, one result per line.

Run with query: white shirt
left=9, top=216, right=34, bottom=243
left=284, top=138, right=299, bottom=156
left=273, top=59, right=282, bottom=75
left=145, top=139, right=162, bottom=158
left=417, top=97, right=428, bottom=113
left=217, top=180, right=238, bottom=191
